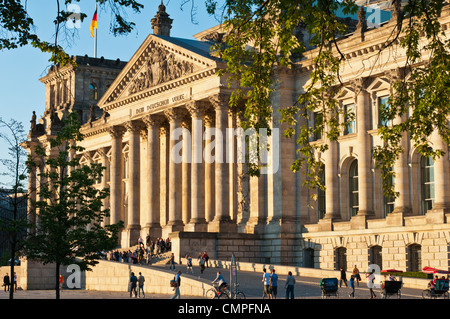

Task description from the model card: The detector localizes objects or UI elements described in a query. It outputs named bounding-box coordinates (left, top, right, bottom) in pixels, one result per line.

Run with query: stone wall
left=2, top=258, right=213, bottom=297
left=84, top=260, right=213, bottom=296
left=301, top=217, right=450, bottom=272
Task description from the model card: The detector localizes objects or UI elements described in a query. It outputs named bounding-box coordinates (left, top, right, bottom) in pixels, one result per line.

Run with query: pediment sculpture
left=128, top=46, right=194, bottom=95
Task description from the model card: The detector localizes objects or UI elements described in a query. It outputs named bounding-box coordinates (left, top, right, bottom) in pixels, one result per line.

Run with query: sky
left=0, top=0, right=220, bottom=186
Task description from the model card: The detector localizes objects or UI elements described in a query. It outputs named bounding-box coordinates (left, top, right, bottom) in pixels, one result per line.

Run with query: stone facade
left=23, top=4, right=450, bottom=273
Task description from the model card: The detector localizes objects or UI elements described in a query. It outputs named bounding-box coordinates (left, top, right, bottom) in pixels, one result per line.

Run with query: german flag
left=90, top=8, right=97, bottom=38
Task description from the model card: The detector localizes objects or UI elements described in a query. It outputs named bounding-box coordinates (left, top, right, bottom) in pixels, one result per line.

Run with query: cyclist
left=212, top=271, right=228, bottom=292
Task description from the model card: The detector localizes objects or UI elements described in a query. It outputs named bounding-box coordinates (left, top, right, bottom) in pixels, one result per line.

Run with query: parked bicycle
left=229, top=283, right=246, bottom=299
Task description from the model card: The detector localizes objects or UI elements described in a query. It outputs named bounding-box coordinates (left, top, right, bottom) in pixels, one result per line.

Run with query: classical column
left=123, top=120, right=144, bottom=245
left=235, top=108, right=250, bottom=232
left=143, top=114, right=164, bottom=238
left=98, top=147, right=110, bottom=227
left=185, top=101, right=208, bottom=232
left=208, top=93, right=236, bottom=232
left=181, top=117, right=191, bottom=227
left=387, top=70, right=411, bottom=216
left=164, top=108, right=185, bottom=233
left=204, top=109, right=215, bottom=223
left=160, top=123, right=170, bottom=229
left=430, top=133, right=450, bottom=215
left=108, top=126, right=126, bottom=228
left=355, top=79, right=374, bottom=217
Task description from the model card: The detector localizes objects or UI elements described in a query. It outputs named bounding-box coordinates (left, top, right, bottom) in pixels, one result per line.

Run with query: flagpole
left=94, top=4, right=98, bottom=58
left=95, top=27, right=97, bottom=58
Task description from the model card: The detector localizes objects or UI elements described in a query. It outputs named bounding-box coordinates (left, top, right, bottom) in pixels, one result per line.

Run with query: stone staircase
left=150, top=251, right=174, bottom=265
left=113, top=245, right=174, bottom=266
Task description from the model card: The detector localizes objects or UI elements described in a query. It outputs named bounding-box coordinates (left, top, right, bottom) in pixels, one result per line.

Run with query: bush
left=385, top=272, right=433, bottom=279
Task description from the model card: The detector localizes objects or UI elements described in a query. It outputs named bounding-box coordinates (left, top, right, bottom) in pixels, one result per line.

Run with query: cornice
left=101, top=67, right=218, bottom=112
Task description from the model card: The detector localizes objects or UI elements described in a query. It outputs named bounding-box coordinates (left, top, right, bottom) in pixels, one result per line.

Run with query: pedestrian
left=129, top=272, right=138, bottom=298
left=270, top=269, right=278, bottom=299
left=3, top=273, right=10, bottom=292
left=138, top=272, right=145, bottom=298
left=171, top=271, right=182, bottom=299
left=285, top=271, right=296, bottom=299
left=349, top=275, right=356, bottom=297
left=186, top=255, right=193, bottom=274
left=13, top=272, right=17, bottom=291
left=202, top=251, right=210, bottom=268
left=339, top=267, right=348, bottom=288
left=366, top=269, right=377, bottom=299
left=261, top=268, right=272, bottom=299
left=59, top=274, right=64, bottom=291
left=352, top=265, right=361, bottom=286
left=169, top=253, right=176, bottom=271
left=198, top=255, right=205, bottom=274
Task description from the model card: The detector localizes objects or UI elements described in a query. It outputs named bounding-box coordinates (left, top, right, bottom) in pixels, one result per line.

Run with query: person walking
left=169, top=253, right=176, bottom=271
left=349, top=275, right=356, bottom=298
left=339, top=267, right=348, bottom=288
left=138, top=272, right=145, bottom=298
left=367, top=269, right=377, bottom=299
left=270, top=269, right=278, bottom=299
left=352, top=265, right=361, bottom=286
left=198, top=255, right=205, bottom=274
left=129, top=272, right=138, bottom=298
left=59, top=274, right=64, bottom=291
left=202, top=251, right=210, bottom=268
left=186, top=255, right=193, bottom=274
left=3, top=273, right=10, bottom=292
left=261, top=268, right=272, bottom=299
left=171, top=271, right=182, bottom=299
left=285, top=271, right=296, bottom=299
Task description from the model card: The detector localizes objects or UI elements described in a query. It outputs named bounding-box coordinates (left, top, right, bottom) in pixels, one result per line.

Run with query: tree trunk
left=55, top=263, right=61, bottom=299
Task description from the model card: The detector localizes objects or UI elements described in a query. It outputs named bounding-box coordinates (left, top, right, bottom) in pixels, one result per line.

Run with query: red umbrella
left=422, top=266, right=450, bottom=274
left=381, top=269, right=403, bottom=273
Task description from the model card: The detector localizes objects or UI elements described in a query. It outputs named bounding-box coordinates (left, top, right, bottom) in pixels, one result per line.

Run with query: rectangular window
left=344, top=104, right=355, bottom=135
left=378, top=96, right=391, bottom=127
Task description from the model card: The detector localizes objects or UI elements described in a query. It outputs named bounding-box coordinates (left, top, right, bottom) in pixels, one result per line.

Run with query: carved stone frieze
left=128, top=46, right=194, bottom=96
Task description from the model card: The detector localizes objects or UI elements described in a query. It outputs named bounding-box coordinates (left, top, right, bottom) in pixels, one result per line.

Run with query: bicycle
left=229, top=283, right=246, bottom=299
left=206, top=283, right=230, bottom=299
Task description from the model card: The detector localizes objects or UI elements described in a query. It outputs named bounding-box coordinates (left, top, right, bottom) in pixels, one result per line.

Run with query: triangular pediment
left=98, top=34, right=220, bottom=110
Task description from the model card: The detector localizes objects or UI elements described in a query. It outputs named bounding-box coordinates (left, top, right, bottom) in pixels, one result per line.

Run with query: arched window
left=303, top=248, right=315, bottom=268
left=369, top=245, right=383, bottom=269
left=349, top=160, right=359, bottom=216
left=89, top=83, right=98, bottom=100
left=407, top=244, right=422, bottom=272
left=420, top=156, right=435, bottom=214
left=335, top=247, right=347, bottom=271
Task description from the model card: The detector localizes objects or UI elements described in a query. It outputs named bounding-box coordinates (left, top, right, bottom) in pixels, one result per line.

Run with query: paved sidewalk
left=0, top=289, right=196, bottom=299
left=0, top=263, right=426, bottom=300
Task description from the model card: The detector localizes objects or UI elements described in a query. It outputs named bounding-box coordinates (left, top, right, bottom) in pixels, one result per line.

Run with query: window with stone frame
left=318, top=164, right=326, bottom=219
left=335, top=247, right=347, bottom=271
left=383, top=168, right=395, bottom=216
left=369, top=245, right=383, bottom=269
left=349, top=160, right=359, bottom=216
left=89, top=82, right=98, bottom=100
left=420, top=155, right=435, bottom=214
left=407, top=244, right=422, bottom=272
left=303, top=248, right=315, bottom=268
left=378, top=95, right=391, bottom=127
left=344, top=103, right=355, bottom=135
